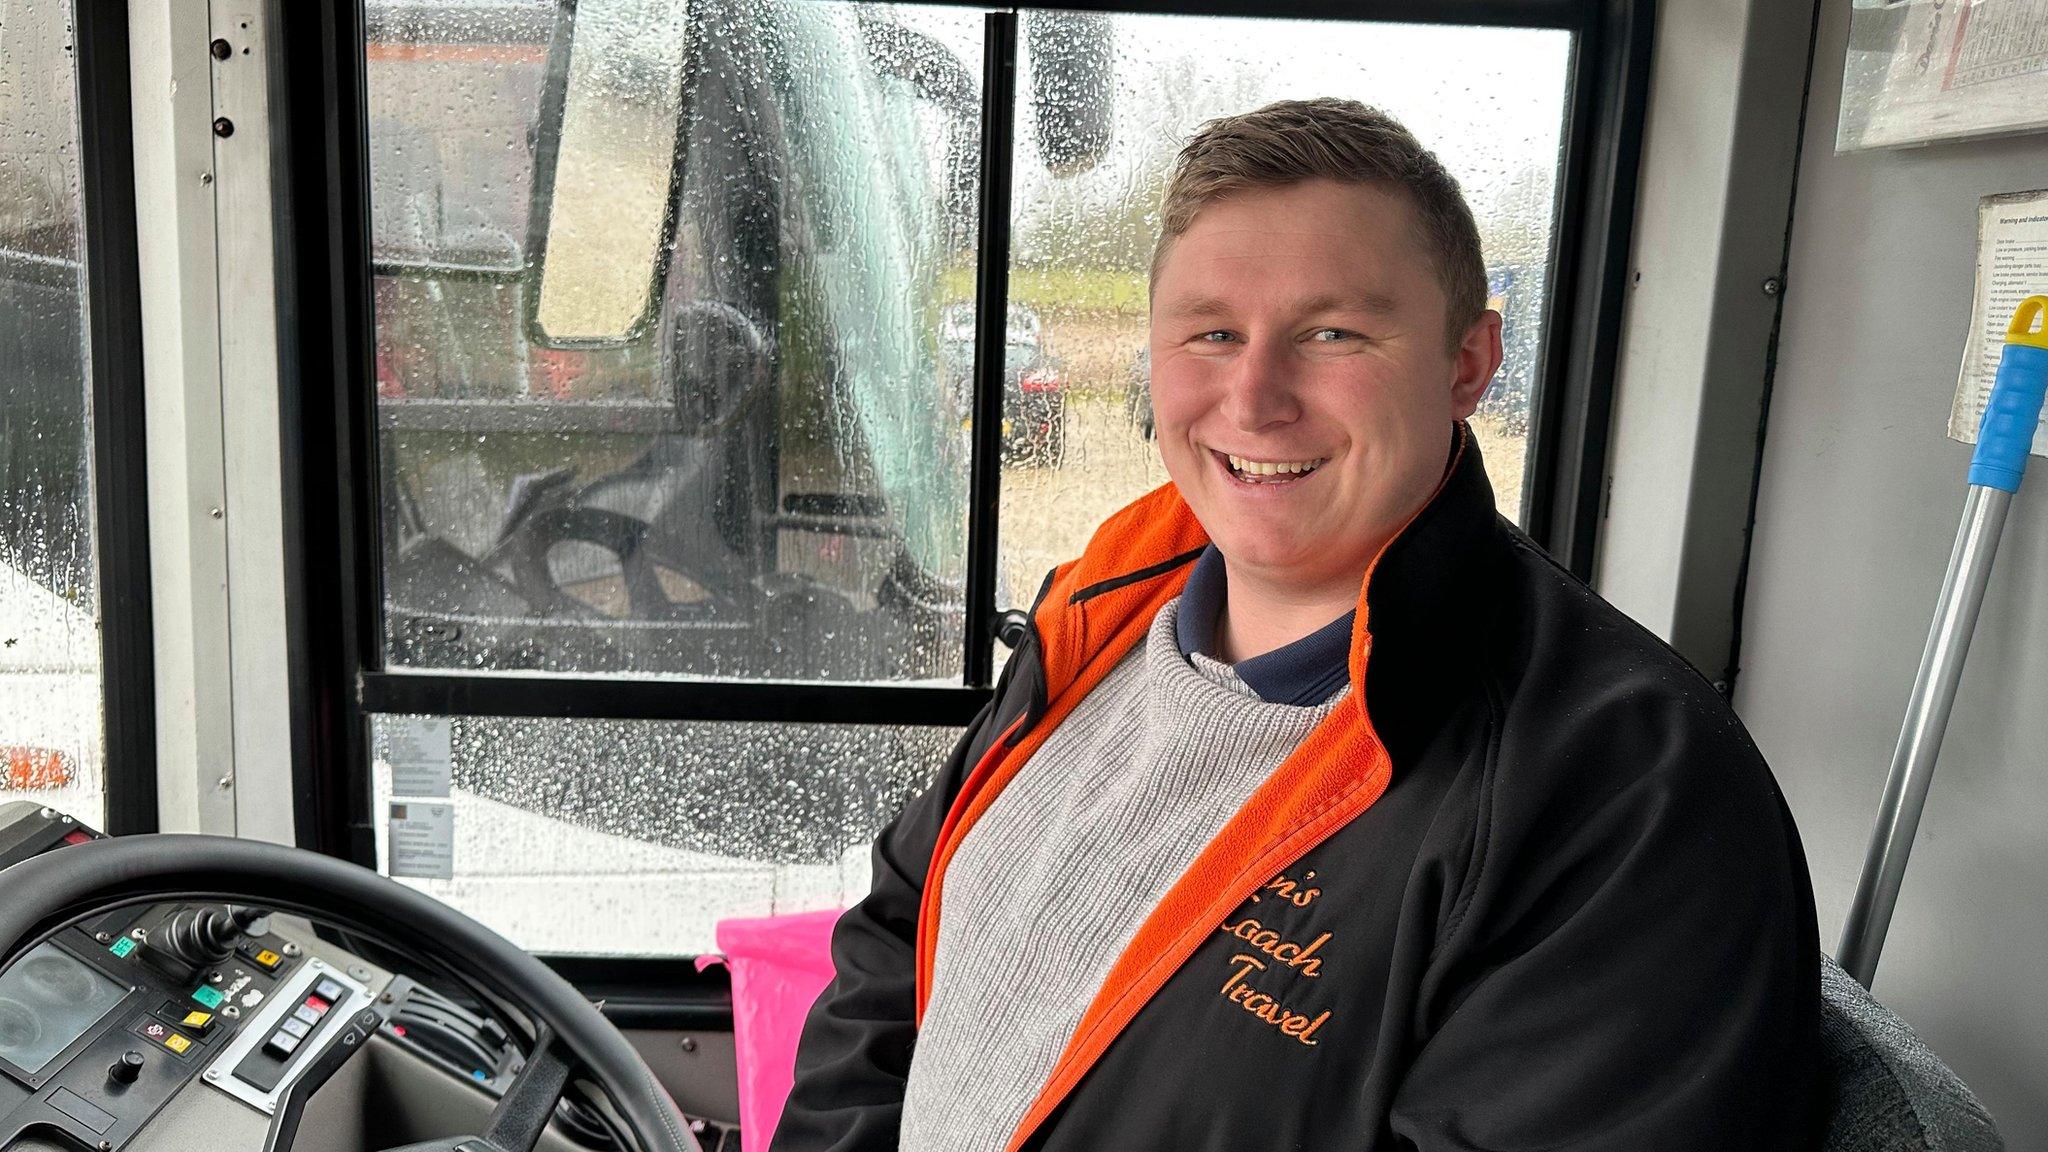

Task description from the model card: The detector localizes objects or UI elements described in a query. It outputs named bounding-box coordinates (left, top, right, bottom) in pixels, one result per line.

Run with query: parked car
left=941, top=304, right=1068, bottom=466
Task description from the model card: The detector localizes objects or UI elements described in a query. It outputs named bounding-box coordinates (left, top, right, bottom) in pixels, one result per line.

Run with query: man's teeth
left=1226, top=454, right=1327, bottom=478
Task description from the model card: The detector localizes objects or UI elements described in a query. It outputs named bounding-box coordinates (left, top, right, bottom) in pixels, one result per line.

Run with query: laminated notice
left=387, top=717, right=453, bottom=798
left=1839, top=0, right=2048, bottom=152
left=388, top=802, right=455, bottom=880
left=1949, top=189, right=2048, bottom=453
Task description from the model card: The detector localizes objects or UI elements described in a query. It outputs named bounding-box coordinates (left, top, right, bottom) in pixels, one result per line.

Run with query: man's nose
left=1218, top=337, right=1300, bottom=431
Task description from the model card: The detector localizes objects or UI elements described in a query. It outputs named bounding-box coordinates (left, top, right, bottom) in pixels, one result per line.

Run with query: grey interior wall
left=1735, top=2, right=2048, bottom=1143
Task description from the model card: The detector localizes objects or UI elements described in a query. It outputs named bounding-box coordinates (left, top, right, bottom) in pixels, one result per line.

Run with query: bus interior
left=2, top=0, right=2046, bottom=1148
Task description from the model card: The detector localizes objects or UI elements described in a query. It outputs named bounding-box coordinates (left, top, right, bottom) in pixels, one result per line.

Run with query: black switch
left=108, top=1050, right=146, bottom=1086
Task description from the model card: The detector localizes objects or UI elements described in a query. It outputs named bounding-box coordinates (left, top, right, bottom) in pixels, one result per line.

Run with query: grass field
left=944, top=264, right=1150, bottom=317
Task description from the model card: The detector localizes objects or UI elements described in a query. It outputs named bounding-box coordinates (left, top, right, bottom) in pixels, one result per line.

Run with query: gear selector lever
left=143, top=904, right=269, bottom=983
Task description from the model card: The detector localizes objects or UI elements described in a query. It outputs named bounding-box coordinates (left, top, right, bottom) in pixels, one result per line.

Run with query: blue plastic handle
left=1969, top=337, right=2048, bottom=493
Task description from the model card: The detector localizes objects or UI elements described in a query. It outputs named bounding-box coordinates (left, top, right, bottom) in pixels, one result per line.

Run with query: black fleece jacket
left=773, top=427, right=1824, bottom=1152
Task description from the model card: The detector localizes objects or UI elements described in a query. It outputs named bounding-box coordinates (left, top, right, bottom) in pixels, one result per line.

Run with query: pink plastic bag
left=699, top=908, right=843, bottom=1149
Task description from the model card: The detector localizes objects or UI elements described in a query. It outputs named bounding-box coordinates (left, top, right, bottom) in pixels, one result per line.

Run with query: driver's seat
left=1819, top=955, right=2004, bottom=1151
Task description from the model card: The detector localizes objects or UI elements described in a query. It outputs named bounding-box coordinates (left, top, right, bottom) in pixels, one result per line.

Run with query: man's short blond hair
left=1152, top=98, right=1488, bottom=352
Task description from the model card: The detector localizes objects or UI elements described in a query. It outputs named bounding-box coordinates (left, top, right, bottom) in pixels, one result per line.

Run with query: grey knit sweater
left=897, top=598, right=1346, bottom=1152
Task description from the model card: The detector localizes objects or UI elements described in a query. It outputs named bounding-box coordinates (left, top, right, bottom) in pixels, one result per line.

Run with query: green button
left=109, top=937, right=137, bottom=958
left=190, top=985, right=225, bottom=1010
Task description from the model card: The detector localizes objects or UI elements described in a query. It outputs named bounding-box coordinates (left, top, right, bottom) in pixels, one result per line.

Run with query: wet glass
left=366, top=0, right=984, bottom=682
left=533, top=0, right=689, bottom=342
left=996, top=13, right=1571, bottom=623
left=0, top=0, right=106, bottom=825
left=369, top=713, right=961, bottom=956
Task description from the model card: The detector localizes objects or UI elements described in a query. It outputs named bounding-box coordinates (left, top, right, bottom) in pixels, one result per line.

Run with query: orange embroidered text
left=1216, top=917, right=1332, bottom=977
left=1219, top=954, right=1332, bottom=1046
left=1249, top=870, right=1322, bottom=908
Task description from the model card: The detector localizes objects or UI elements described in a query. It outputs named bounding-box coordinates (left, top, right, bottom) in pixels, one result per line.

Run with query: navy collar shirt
left=1172, top=545, right=1353, bottom=706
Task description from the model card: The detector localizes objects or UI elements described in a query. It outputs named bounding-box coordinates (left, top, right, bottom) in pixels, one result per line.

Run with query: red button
left=61, top=830, right=93, bottom=845
left=304, top=996, right=330, bottom=1015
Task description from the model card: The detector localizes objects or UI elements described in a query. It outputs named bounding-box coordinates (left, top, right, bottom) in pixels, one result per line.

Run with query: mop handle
left=1839, top=295, right=2048, bottom=986
left=1967, top=296, right=2048, bottom=491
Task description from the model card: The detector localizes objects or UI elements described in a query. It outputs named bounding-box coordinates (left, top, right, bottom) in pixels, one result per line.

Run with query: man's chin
left=1208, top=532, right=1371, bottom=596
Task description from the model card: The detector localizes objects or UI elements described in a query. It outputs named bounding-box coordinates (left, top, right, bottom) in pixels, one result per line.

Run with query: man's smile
left=1210, top=448, right=1332, bottom=487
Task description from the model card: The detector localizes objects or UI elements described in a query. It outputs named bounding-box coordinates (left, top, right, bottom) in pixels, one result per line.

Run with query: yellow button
left=163, top=1033, right=192, bottom=1055
left=253, top=949, right=281, bottom=969
left=181, top=1011, right=213, bottom=1029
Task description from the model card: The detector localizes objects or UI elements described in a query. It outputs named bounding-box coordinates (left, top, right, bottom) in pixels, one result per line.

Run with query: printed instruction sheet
left=387, top=801, right=456, bottom=880
left=386, top=716, right=453, bottom=798
left=1949, top=189, right=2048, bottom=452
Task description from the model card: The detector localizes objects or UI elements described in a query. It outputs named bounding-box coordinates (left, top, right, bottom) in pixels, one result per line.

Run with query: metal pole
left=1835, top=294, right=2048, bottom=987
left=1836, top=485, right=2010, bottom=986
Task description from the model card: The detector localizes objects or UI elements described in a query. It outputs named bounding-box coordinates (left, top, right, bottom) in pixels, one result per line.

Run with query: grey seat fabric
left=1819, top=954, right=2004, bottom=1151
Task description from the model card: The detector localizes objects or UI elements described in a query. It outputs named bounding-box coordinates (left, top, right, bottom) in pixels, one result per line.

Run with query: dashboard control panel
left=0, top=803, right=393, bottom=1151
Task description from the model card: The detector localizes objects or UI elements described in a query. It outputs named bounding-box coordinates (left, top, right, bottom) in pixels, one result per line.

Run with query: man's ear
left=1449, top=309, right=1504, bottom=420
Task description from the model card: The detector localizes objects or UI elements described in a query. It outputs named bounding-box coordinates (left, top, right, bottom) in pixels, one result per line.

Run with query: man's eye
left=1309, top=328, right=1358, bottom=342
left=1197, top=331, right=1235, bottom=344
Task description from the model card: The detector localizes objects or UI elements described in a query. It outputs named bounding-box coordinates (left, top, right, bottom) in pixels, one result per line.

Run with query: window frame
left=277, top=0, right=1651, bottom=905
left=65, top=0, right=159, bottom=835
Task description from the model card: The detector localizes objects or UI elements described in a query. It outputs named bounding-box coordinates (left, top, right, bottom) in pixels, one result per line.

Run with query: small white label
left=387, top=717, right=453, bottom=798
left=387, top=802, right=455, bottom=880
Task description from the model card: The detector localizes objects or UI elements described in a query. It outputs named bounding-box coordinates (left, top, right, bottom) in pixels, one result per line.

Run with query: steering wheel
left=0, top=834, right=701, bottom=1152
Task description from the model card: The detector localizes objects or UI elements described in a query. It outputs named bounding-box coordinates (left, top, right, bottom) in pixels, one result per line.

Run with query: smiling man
left=774, top=99, right=1822, bottom=1152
